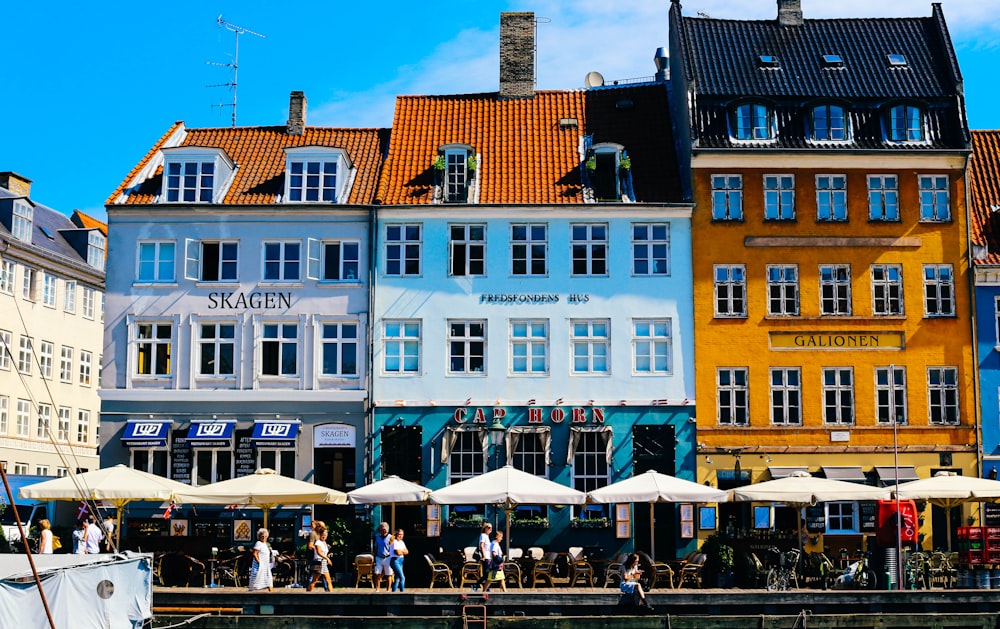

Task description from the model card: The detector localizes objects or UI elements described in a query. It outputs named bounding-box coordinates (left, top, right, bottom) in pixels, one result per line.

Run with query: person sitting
left=619, top=553, right=654, bottom=612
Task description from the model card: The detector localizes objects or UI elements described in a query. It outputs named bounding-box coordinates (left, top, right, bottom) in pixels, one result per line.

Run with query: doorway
left=632, top=424, right=676, bottom=559
left=314, top=446, right=355, bottom=524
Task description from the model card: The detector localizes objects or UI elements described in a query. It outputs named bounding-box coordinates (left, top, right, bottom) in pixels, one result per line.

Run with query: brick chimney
left=287, top=91, right=307, bottom=136
left=499, top=12, right=535, bottom=100
left=0, top=172, right=31, bottom=197
left=777, top=0, right=803, bottom=26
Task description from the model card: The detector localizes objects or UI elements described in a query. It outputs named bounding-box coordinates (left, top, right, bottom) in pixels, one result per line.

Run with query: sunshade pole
left=391, top=503, right=395, bottom=534
left=650, top=503, right=655, bottom=560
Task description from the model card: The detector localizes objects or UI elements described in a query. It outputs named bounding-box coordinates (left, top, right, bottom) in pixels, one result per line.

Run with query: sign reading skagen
left=207, top=291, right=292, bottom=310
left=314, top=424, right=356, bottom=447
left=770, top=331, right=905, bottom=350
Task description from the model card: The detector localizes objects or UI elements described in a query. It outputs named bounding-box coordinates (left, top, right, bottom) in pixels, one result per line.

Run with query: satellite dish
left=584, top=71, right=605, bottom=88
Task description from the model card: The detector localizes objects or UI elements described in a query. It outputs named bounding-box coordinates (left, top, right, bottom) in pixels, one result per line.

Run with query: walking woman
left=390, top=528, right=409, bottom=591
left=38, top=519, right=54, bottom=554
left=248, top=528, right=274, bottom=591
left=483, top=530, right=506, bottom=592
left=307, top=529, right=333, bottom=592
left=620, top=553, right=653, bottom=611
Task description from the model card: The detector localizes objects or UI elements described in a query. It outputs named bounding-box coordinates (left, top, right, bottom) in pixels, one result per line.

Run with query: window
left=38, top=341, right=53, bottom=379
left=868, top=175, right=899, bottom=221
left=132, top=449, right=168, bottom=477
left=714, top=265, right=746, bottom=317
left=79, top=351, right=92, bottom=386
left=12, top=201, right=32, bottom=242
left=385, top=224, right=421, bottom=277
left=571, top=430, right=610, bottom=501
left=263, top=241, right=301, bottom=282
left=571, top=223, right=608, bottom=276
left=76, top=409, right=90, bottom=444
left=87, top=231, right=106, bottom=270
left=198, top=323, right=235, bottom=377
left=42, top=273, right=57, bottom=307
left=587, top=145, right=630, bottom=201
left=887, top=54, right=908, bottom=67
left=511, top=224, right=547, bottom=276
left=928, top=367, right=959, bottom=424
left=13, top=463, right=27, bottom=475
left=187, top=240, right=238, bottom=282
left=919, top=175, right=950, bottom=221
left=194, top=449, right=233, bottom=486
left=15, top=400, right=30, bottom=437
left=383, top=320, right=420, bottom=374
left=812, top=105, right=847, bottom=141
left=0, top=330, right=9, bottom=371
left=448, top=320, right=486, bottom=374
left=320, top=322, right=358, bottom=377
left=56, top=468, right=68, bottom=477
left=287, top=159, right=337, bottom=202
left=21, top=267, right=36, bottom=301
left=258, top=448, right=295, bottom=478
left=871, top=265, right=904, bottom=316
left=63, top=280, right=76, bottom=313
left=165, top=160, right=214, bottom=203
left=0, top=396, right=7, bottom=435
left=0, top=260, right=14, bottom=294
left=717, top=368, right=748, bottom=425
left=305, top=239, right=361, bottom=282
left=888, top=104, right=923, bottom=142
left=733, top=103, right=773, bottom=140
left=448, top=431, right=484, bottom=486
left=819, top=265, right=852, bottom=315
left=711, top=175, right=743, bottom=221
left=17, top=336, right=32, bottom=374
left=823, top=368, right=854, bottom=425
left=816, top=175, right=847, bottom=221
left=923, top=264, right=955, bottom=316
left=443, top=149, right=471, bottom=203
left=137, top=241, right=176, bottom=283
left=571, top=319, right=610, bottom=374
left=82, top=287, right=95, bottom=319
left=770, top=368, right=801, bottom=425
left=767, top=265, right=799, bottom=316
left=36, top=405, right=51, bottom=439
left=875, top=366, right=907, bottom=424
left=449, top=225, right=485, bottom=277
left=512, top=432, right=546, bottom=476
left=261, top=323, right=298, bottom=376
left=827, top=502, right=858, bottom=534
left=632, top=223, right=670, bottom=275
left=57, top=406, right=70, bottom=442
left=136, top=323, right=172, bottom=376
left=510, top=319, right=548, bottom=374
left=633, top=319, right=671, bottom=374
left=764, top=175, right=795, bottom=220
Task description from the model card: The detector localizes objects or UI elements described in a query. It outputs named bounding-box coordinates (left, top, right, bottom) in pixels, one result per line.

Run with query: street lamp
left=487, top=417, right=506, bottom=530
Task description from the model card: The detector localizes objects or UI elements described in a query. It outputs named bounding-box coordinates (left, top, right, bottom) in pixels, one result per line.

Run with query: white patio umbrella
left=587, top=470, right=728, bottom=559
left=19, top=464, right=191, bottom=547
left=892, top=471, right=1000, bottom=549
left=171, top=468, right=347, bottom=528
left=429, top=465, right=586, bottom=555
left=347, top=475, right=430, bottom=532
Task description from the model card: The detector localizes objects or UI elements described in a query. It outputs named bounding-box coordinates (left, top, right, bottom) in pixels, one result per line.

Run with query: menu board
left=128, top=518, right=169, bottom=537
left=860, top=501, right=877, bottom=532
left=984, top=502, right=1000, bottom=526
left=235, top=430, right=256, bottom=478
left=170, top=430, right=191, bottom=484
left=805, top=505, right=826, bottom=532
left=193, top=520, right=232, bottom=538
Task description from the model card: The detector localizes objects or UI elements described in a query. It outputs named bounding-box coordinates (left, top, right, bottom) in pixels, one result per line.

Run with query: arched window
left=887, top=104, right=924, bottom=142
left=732, top=103, right=773, bottom=140
left=812, top=104, right=847, bottom=141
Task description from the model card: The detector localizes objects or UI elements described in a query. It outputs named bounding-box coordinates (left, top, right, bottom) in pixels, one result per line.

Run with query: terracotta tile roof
left=106, top=121, right=183, bottom=205
left=969, top=130, right=1000, bottom=265
left=377, top=86, right=681, bottom=205
left=71, top=210, right=107, bottom=236
left=110, top=124, right=387, bottom=206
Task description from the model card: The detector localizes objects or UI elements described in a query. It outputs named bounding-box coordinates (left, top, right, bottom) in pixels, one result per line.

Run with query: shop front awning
left=250, top=420, right=300, bottom=447
left=121, top=420, right=172, bottom=447
left=821, top=466, right=868, bottom=483
left=769, top=466, right=809, bottom=480
left=186, top=420, right=236, bottom=447
left=874, top=465, right=920, bottom=486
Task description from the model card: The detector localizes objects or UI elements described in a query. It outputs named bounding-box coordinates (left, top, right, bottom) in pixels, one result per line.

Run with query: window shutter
left=306, top=238, right=321, bottom=280
left=184, top=239, right=200, bottom=281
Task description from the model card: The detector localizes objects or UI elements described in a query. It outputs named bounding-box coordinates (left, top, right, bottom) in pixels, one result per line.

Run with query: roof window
left=822, top=54, right=844, bottom=68
left=758, top=55, right=780, bottom=69
left=887, top=54, right=908, bottom=68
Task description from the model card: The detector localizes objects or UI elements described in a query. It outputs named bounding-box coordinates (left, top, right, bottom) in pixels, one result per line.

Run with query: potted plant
left=570, top=517, right=610, bottom=529
left=701, top=533, right=735, bottom=588
left=511, top=515, right=549, bottom=529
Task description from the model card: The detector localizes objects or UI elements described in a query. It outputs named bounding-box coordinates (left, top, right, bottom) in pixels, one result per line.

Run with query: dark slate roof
left=0, top=187, right=104, bottom=275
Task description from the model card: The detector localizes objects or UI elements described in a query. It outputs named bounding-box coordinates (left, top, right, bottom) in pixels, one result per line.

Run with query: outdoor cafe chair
left=678, top=552, right=707, bottom=588
left=354, top=553, right=375, bottom=589
left=602, top=553, right=628, bottom=588
left=531, top=552, right=558, bottom=587
left=459, top=549, right=482, bottom=589
left=639, top=551, right=676, bottom=589
left=424, top=553, right=454, bottom=589
left=568, top=547, right=595, bottom=587
left=504, top=548, right=524, bottom=588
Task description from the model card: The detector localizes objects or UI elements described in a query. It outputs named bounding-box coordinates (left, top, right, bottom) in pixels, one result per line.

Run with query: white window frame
left=816, top=175, right=847, bottom=221
left=382, top=320, right=421, bottom=374
left=21, top=267, right=36, bottom=301
left=56, top=406, right=70, bottom=442
left=570, top=319, right=610, bottom=374
left=767, top=265, right=799, bottom=316
left=258, top=448, right=297, bottom=478
left=260, top=321, right=300, bottom=377
left=0, top=260, right=14, bottom=294
left=185, top=239, right=239, bottom=282
left=570, top=223, right=608, bottom=277
left=17, top=336, right=32, bottom=375
left=0, top=396, right=7, bottom=435
left=714, top=264, right=746, bottom=318
left=262, top=240, right=301, bottom=282
left=511, top=223, right=548, bottom=276
left=60, top=346, right=73, bottom=383
left=632, top=223, right=670, bottom=275
left=918, top=175, right=950, bottom=221
left=819, top=264, right=852, bottom=315
left=79, top=351, right=92, bottom=386
left=632, top=319, right=672, bottom=375
left=448, top=224, right=486, bottom=277
left=36, top=403, right=51, bottom=439
left=888, top=104, right=924, bottom=142
left=38, top=341, right=53, bottom=379
left=923, top=264, right=955, bottom=316
left=443, top=148, right=471, bottom=204
left=12, top=201, right=33, bottom=242
left=823, top=367, right=855, bottom=425
left=284, top=150, right=344, bottom=203
left=162, top=153, right=224, bottom=204
left=868, top=175, right=899, bottom=221
left=131, top=448, right=169, bottom=476
left=42, top=273, right=57, bottom=308
left=13, top=463, right=28, bottom=475
left=384, top=224, right=422, bottom=277
left=570, top=431, right=610, bottom=510
left=63, top=280, right=76, bottom=313
left=510, top=319, right=548, bottom=375
left=134, top=322, right=173, bottom=378
left=763, top=174, right=795, bottom=220
left=875, top=366, right=907, bottom=425
left=927, top=367, right=959, bottom=425
left=811, top=104, right=848, bottom=142
left=136, top=241, right=176, bottom=283
left=82, top=287, right=96, bottom=320
left=76, top=409, right=90, bottom=444
left=711, top=175, right=743, bottom=221
left=733, top=103, right=774, bottom=141
left=447, top=320, right=486, bottom=375
left=319, top=320, right=359, bottom=378
left=87, top=231, right=106, bottom=270
left=0, top=330, right=9, bottom=371
left=197, top=321, right=237, bottom=378
left=770, top=367, right=802, bottom=426
left=306, top=239, right=361, bottom=282
left=193, top=448, right=234, bottom=487
left=872, top=264, right=904, bottom=316
left=717, top=367, right=749, bottom=426
left=15, top=399, right=30, bottom=437
left=448, top=430, right=485, bottom=489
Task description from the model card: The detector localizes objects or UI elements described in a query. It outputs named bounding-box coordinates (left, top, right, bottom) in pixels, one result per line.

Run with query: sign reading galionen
left=769, top=331, right=905, bottom=350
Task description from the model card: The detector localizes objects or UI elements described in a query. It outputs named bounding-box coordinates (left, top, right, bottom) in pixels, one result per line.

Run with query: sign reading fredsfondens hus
left=770, top=331, right=905, bottom=350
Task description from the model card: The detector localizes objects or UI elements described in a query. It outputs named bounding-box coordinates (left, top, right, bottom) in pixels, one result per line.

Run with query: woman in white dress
left=248, top=528, right=274, bottom=591
left=307, top=530, right=333, bottom=592
left=38, top=519, right=53, bottom=554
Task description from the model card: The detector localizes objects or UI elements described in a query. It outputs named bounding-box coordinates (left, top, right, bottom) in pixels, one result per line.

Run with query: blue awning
left=121, top=420, right=172, bottom=447
left=250, top=421, right=300, bottom=447
left=186, top=420, right=236, bottom=447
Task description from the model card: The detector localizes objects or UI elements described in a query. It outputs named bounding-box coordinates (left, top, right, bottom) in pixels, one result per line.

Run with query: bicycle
left=832, top=549, right=877, bottom=590
left=766, top=547, right=801, bottom=591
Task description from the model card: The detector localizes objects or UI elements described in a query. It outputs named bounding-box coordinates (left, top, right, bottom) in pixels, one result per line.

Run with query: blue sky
left=1, top=0, right=997, bottom=220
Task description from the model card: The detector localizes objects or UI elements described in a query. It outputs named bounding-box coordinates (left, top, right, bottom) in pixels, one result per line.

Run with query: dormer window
left=758, top=55, right=780, bottom=69
left=887, top=104, right=924, bottom=142
left=87, top=231, right=106, bottom=271
left=284, top=147, right=352, bottom=203
left=887, top=54, right=908, bottom=68
left=822, top=54, right=844, bottom=68
left=11, top=200, right=32, bottom=242
left=434, top=145, right=477, bottom=204
left=811, top=104, right=848, bottom=141
left=161, top=147, right=235, bottom=204
left=732, top=103, right=774, bottom=141
left=585, top=143, right=634, bottom=202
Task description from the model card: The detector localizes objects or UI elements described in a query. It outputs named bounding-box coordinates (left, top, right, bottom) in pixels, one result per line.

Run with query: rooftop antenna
left=207, top=15, right=265, bottom=127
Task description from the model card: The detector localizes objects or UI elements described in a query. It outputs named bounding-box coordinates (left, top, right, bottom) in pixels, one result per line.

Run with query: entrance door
left=314, top=446, right=355, bottom=524
left=632, top=425, right=676, bottom=559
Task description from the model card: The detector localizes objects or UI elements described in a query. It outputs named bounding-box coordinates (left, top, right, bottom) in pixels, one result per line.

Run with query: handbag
left=310, top=559, right=323, bottom=574
left=51, top=535, right=62, bottom=551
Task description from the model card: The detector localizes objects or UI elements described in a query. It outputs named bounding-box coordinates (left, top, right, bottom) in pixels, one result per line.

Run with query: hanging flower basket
left=510, top=517, right=549, bottom=529
left=570, top=517, right=610, bottom=529
left=445, top=517, right=485, bottom=528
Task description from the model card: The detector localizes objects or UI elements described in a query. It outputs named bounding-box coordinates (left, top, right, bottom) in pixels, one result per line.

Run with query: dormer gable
left=282, top=146, right=355, bottom=204
left=159, top=146, right=235, bottom=204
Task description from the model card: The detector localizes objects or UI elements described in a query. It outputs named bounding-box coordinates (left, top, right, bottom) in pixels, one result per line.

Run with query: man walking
left=84, top=515, right=103, bottom=554
left=373, top=522, right=393, bottom=591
